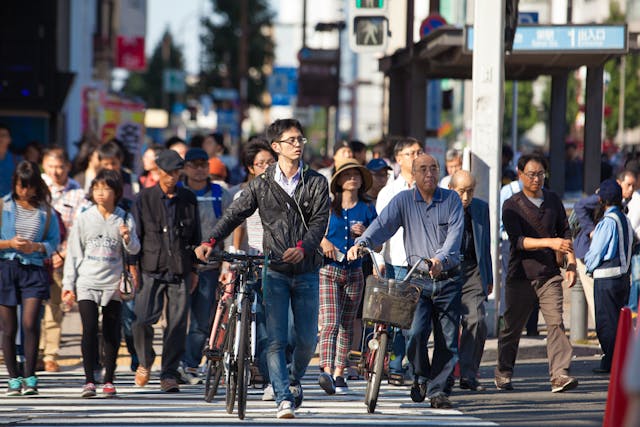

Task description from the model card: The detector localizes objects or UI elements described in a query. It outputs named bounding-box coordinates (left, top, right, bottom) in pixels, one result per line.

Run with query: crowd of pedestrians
left=1, top=118, right=639, bottom=420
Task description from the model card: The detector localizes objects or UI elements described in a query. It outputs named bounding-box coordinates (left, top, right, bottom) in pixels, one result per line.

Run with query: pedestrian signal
left=349, top=0, right=389, bottom=53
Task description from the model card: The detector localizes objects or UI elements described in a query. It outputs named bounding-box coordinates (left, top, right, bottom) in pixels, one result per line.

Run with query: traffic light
left=349, top=0, right=389, bottom=53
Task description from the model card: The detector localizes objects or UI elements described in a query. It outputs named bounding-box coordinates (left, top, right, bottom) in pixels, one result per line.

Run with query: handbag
left=119, top=212, right=135, bottom=301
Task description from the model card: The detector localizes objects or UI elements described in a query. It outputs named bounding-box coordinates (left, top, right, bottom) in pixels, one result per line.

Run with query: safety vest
left=593, top=209, right=634, bottom=279
left=177, top=181, right=223, bottom=218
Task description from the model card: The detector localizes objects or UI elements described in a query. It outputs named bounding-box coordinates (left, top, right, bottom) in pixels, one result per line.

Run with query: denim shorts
left=0, top=259, right=50, bottom=305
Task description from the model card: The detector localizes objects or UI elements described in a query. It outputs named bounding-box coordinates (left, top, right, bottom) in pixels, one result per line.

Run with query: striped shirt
left=15, top=204, right=42, bottom=241
left=41, top=174, right=87, bottom=231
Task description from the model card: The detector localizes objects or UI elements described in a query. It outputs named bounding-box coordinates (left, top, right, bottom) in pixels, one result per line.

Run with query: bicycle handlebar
left=357, top=244, right=432, bottom=285
left=207, top=250, right=267, bottom=265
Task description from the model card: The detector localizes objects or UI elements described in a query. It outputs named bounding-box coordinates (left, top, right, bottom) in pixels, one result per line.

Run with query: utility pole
left=302, top=0, right=307, bottom=48
left=238, top=0, right=249, bottom=141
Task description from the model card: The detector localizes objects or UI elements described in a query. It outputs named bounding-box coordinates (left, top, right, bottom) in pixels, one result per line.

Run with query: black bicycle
left=207, top=251, right=266, bottom=420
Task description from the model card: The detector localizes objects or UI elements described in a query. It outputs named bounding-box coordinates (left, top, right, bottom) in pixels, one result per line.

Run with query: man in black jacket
left=132, top=149, right=201, bottom=393
left=195, top=118, right=329, bottom=419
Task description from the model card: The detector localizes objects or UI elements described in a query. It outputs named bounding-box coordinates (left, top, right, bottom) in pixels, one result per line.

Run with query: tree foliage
left=199, top=0, right=274, bottom=107
left=121, top=28, right=186, bottom=109
left=503, top=80, right=539, bottom=140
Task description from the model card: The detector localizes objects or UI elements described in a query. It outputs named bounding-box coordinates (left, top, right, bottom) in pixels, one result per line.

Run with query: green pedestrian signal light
left=356, top=0, right=384, bottom=7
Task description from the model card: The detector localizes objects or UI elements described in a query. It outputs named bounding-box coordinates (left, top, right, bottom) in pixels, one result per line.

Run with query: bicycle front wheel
left=237, top=296, right=251, bottom=420
left=365, top=331, right=388, bottom=414
left=204, top=359, right=224, bottom=403
left=225, top=307, right=238, bottom=414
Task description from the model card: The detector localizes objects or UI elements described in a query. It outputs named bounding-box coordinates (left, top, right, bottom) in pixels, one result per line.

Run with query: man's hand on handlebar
left=195, top=244, right=213, bottom=262
left=428, top=257, right=442, bottom=278
left=347, top=242, right=367, bottom=261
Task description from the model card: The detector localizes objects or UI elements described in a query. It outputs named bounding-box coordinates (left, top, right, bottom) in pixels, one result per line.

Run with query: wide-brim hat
left=330, top=158, right=372, bottom=194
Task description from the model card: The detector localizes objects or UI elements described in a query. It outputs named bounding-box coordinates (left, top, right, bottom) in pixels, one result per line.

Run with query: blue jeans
left=183, top=269, right=219, bottom=368
left=405, top=274, right=462, bottom=398
left=386, top=263, right=407, bottom=374
left=629, top=254, right=640, bottom=313
left=263, top=269, right=319, bottom=405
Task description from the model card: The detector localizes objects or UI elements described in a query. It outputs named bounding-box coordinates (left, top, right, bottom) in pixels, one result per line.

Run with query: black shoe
left=410, top=380, right=427, bottom=403
left=494, top=376, right=514, bottom=391
left=460, top=377, right=485, bottom=391
left=318, top=373, right=336, bottom=395
left=430, top=394, right=453, bottom=409
left=388, top=372, right=405, bottom=386
left=592, top=367, right=610, bottom=374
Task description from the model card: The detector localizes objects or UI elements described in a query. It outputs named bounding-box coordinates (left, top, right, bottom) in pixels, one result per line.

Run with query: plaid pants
left=318, top=264, right=364, bottom=370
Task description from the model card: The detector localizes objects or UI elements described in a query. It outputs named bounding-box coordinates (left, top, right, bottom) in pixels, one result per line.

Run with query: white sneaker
left=262, top=384, right=275, bottom=401
left=276, top=400, right=295, bottom=419
left=177, top=366, right=202, bottom=385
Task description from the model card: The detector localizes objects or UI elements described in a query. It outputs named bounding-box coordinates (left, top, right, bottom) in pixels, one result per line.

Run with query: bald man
left=449, top=170, right=493, bottom=391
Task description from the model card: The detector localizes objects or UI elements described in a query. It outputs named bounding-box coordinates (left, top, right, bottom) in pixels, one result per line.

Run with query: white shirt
left=376, top=174, right=412, bottom=266
left=626, top=190, right=640, bottom=240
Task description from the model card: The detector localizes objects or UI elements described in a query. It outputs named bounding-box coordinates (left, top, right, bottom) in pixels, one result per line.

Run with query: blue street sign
left=466, top=24, right=627, bottom=53
left=268, top=66, right=297, bottom=106
left=518, top=12, right=539, bottom=24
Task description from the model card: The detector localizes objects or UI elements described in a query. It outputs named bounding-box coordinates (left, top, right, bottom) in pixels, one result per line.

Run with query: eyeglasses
left=277, top=136, right=307, bottom=146
left=400, top=149, right=424, bottom=158
left=523, top=171, right=546, bottom=180
left=253, top=159, right=276, bottom=168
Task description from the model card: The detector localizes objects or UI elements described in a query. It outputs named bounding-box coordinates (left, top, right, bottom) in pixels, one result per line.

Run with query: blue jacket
left=573, top=193, right=599, bottom=260
left=0, top=195, right=61, bottom=266
left=468, top=198, right=493, bottom=295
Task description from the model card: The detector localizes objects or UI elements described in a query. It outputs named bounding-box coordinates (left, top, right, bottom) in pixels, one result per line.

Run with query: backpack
left=178, top=181, right=223, bottom=218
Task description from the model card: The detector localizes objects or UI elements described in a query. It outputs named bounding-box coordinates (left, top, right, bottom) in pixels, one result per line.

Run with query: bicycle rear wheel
left=237, top=296, right=251, bottom=420
left=365, top=331, right=388, bottom=413
left=225, top=307, right=238, bottom=414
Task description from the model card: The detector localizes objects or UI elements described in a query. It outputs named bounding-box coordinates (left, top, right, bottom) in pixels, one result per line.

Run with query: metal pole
left=617, top=55, right=626, bottom=146
left=335, top=27, right=342, bottom=146
left=302, top=0, right=307, bottom=48
left=238, top=0, right=249, bottom=141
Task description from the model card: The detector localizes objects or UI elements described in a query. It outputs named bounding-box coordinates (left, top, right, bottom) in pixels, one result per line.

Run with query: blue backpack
left=178, top=181, right=223, bottom=218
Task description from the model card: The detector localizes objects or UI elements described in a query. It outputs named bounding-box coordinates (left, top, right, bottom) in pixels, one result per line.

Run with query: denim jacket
left=0, top=195, right=61, bottom=266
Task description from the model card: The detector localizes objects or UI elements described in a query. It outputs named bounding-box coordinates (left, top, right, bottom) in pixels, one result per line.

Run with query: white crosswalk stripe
left=0, top=367, right=496, bottom=426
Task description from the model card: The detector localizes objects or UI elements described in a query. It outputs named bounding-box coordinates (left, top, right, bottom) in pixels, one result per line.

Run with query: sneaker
left=551, top=375, right=578, bottom=393
left=103, top=382, right=117, bottom=397
left=135, top=366, right=150, bottom=387
left=494, top=375, right=514, bottom=391
left=460, top=377, right=486, bottom=391
left=289, top=381, right=303, bottom=409
left=410, top=379, right=427, bottom=403
left=334, top=376, right=348, bottom=394
left=318, top=372, right=336, bottom=395
left=430, top=394, right=453, bottom=409
left=81, top=382, right=97, bottom=398
left=22, top=376, right=38, bottom=395
left=388, top=372, right=405, bottom=386
left=276, top=400, right=295, bottom=419
left=6, top=378, right=22, bottom=396
left=160, top=377, right=180, bottom=393
left=262, top=384, right=275, bottom=401
left=178, top=365, right=202, bottom=385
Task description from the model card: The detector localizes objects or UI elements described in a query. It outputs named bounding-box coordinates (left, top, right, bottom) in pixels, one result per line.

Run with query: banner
left=116, top=0, right=146, bottom=71
left=82, top=87, right=146, bottom=173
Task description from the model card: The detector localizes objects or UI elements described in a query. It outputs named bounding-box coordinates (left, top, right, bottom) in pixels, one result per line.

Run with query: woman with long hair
left=1, top=161, right=60, bottom=396
left=317, top=158, right=376, bottom=395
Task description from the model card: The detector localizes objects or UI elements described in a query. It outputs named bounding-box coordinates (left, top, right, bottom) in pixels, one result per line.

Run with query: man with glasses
left=195, top=119, right=329, bottom=419
left=497, top=153, right=578, bottom=393
left=347, top=153, right=464, bottom=409
left=178, top=148, right=232, bottom=385
left=375, top=137, right=423, bottom=385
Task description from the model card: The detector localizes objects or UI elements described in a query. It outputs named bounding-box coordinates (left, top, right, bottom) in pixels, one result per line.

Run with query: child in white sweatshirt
left=62, top=169, right=140, bottom=397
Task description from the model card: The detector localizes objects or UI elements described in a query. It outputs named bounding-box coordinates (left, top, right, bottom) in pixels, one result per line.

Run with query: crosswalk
left=0, top=366, right=497, bottom=426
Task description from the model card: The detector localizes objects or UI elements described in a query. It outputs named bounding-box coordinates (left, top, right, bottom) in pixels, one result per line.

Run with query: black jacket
left=210, top=163, right=329, bottom=275
left=132, top=184, right=201, bottom=276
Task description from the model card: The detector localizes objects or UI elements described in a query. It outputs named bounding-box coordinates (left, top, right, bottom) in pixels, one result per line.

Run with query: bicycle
left=203, top=291, right=231, bottom=403
left=355, top=244, right=430, bottom=414
left=205, top=251, right=266, bottom=420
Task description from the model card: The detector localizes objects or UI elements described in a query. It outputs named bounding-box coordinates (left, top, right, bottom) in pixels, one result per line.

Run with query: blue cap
left=366, top=158, right=392, bottom=172
left=598, top=178, right=622, bottom=204
left=185, top=147, right=209, bottom=162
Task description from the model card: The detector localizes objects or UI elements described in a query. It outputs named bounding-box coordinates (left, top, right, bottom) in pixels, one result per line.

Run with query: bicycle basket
left=362, top=275, right=421, bottom=329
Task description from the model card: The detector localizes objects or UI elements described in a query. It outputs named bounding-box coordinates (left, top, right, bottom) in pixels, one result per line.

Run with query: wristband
left=201, top=237, right=216, bottom=248
left=296, top=240, right=305, bottom=255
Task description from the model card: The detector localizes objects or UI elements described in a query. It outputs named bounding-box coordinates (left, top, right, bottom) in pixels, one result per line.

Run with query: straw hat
left=330, top=158, right=372, bottom=194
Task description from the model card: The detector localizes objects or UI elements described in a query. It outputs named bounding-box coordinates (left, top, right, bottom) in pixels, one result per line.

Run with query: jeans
left=405, top=274, right=462, bottom=398
left=386, top=263, right=407, bottom=374
left=263, top=269, right=319, bottom=405
left=183, top=269, right=219, bottom=368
